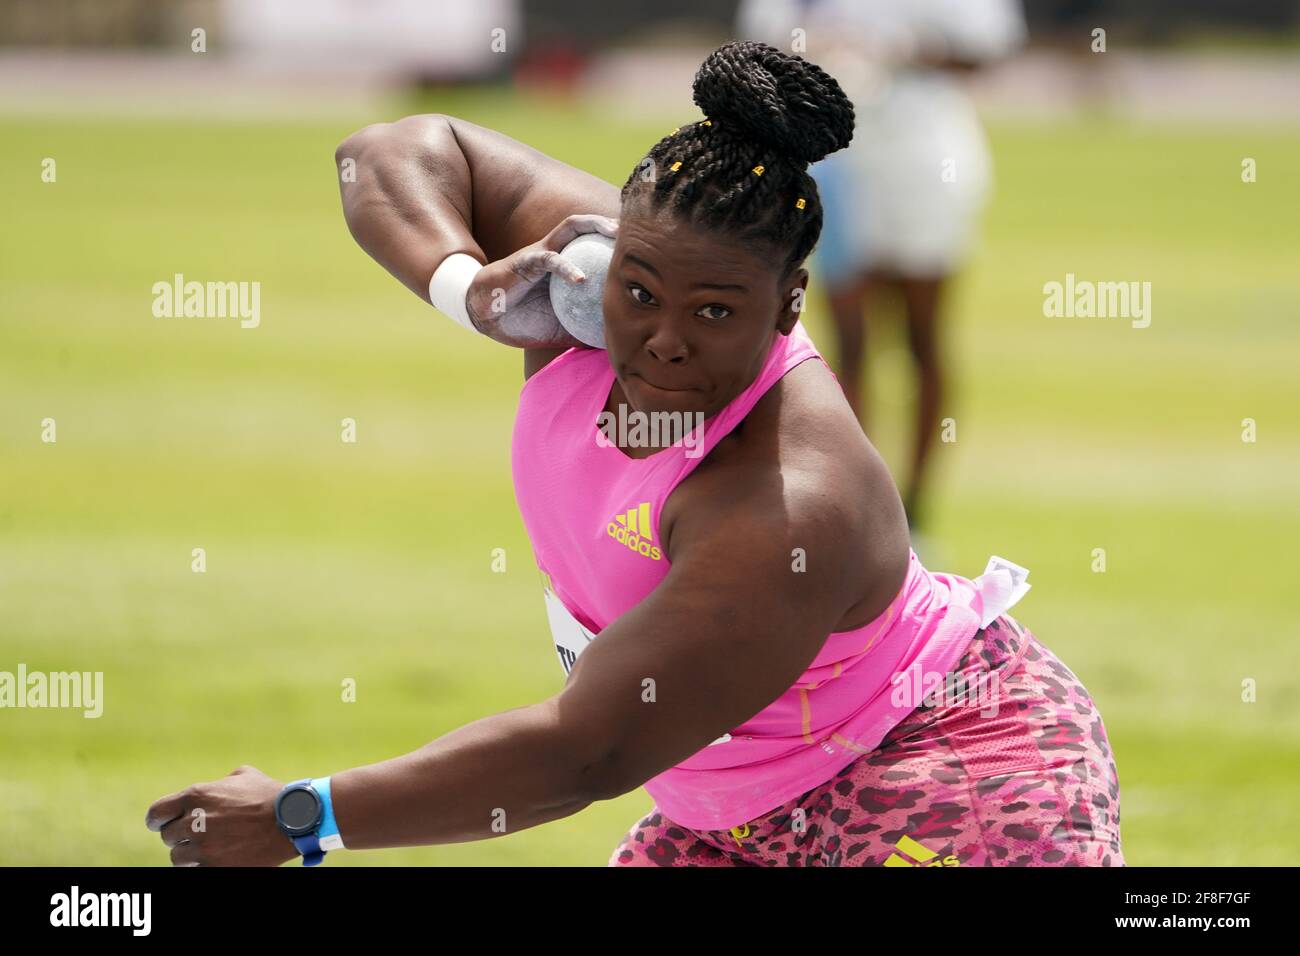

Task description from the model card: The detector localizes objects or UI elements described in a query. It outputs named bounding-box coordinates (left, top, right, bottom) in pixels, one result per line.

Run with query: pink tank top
left=510, top=319, right=1030, bottom=830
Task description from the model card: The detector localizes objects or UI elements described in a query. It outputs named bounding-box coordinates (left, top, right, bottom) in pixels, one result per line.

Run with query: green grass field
left=2, top=89, right=1298, bottom=865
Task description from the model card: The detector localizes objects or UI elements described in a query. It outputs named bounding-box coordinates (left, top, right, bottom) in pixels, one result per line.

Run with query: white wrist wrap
left=428, top=252, right=485, bottom=332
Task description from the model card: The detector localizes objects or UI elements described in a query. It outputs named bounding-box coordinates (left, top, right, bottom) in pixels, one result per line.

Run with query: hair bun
left=692, top=39, right=854, bottom=167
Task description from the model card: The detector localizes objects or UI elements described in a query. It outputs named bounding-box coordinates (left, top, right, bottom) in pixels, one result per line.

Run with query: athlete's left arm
left=557, top=472, right=869, bottom=802
left=142, top=477, right=865, bottom=864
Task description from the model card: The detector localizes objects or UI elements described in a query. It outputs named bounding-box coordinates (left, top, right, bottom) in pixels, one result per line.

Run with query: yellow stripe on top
left=859, top=600, right=898, bottom=655
left=639, top=502, right=651, bottom=539
left=800, top=689, right=814, bottom=743
left=830, top=731, right=875, bottom=754
left=796, top=604, right=895, bottom=742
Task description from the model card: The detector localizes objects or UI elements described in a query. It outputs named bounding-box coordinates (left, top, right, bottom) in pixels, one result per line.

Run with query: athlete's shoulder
left=737, top=354, right=872, bottom=476
left=665, top=372, right=870, bottom=544
left=661, top=357, right=902, bottom=584
left=659, top=449, right=876, bottom=630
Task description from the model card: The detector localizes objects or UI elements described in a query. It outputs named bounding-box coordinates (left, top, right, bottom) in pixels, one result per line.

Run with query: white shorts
left=811, top=72, right=994, bottom=283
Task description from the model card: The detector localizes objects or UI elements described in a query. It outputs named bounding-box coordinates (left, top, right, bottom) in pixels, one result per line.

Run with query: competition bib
left=538, top=570, right=733, bottom=748
left=540, top=573, right=597, bottom=677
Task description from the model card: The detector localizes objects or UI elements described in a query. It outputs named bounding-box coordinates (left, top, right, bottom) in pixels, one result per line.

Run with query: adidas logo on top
left=607, top=502, right=662, bottom=561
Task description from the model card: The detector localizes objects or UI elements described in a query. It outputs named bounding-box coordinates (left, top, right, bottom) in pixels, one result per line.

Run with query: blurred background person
left=738, top=0, right=1027, bottom=536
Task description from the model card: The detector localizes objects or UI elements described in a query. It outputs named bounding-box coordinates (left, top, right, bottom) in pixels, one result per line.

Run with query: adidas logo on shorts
left=608, top=502, right=662, bottom=561
left=883, top=835, right=960, bottom=867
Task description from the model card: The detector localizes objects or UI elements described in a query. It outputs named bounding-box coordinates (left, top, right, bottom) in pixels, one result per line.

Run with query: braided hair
left=620, top=39, right=855, bottom=283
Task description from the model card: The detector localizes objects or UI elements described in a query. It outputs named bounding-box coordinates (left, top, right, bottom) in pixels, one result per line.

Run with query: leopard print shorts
left=609, top=615, right=1124, bottom=867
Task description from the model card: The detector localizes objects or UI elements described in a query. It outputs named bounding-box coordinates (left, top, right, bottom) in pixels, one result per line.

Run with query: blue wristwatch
left=274, top=777, right=343, bottom=866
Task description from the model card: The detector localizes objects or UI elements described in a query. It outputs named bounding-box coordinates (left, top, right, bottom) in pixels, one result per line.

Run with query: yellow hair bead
left=752, top=165, right=765, bottom=176
left=702, top=119, right=712, bottom=126
left=795, top=197, right=806, bottom=210
left=670, top=161, right=682, bottom=172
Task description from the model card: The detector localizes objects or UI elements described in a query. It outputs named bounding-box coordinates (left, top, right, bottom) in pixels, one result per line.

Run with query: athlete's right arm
left=334, top=114, right=622, bottom=369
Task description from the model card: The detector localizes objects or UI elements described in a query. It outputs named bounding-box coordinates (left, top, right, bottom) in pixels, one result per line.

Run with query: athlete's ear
left=777, top=267, right=809, bottom=334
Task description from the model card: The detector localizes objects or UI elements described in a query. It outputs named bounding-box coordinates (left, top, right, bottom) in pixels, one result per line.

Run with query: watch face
left=279, top=789, right=320, bottom=831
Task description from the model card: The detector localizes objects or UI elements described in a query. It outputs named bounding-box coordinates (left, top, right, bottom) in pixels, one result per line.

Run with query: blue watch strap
left=279, top=777, right=337, bottom=867
left=292, top=831, right=324, bottom=866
